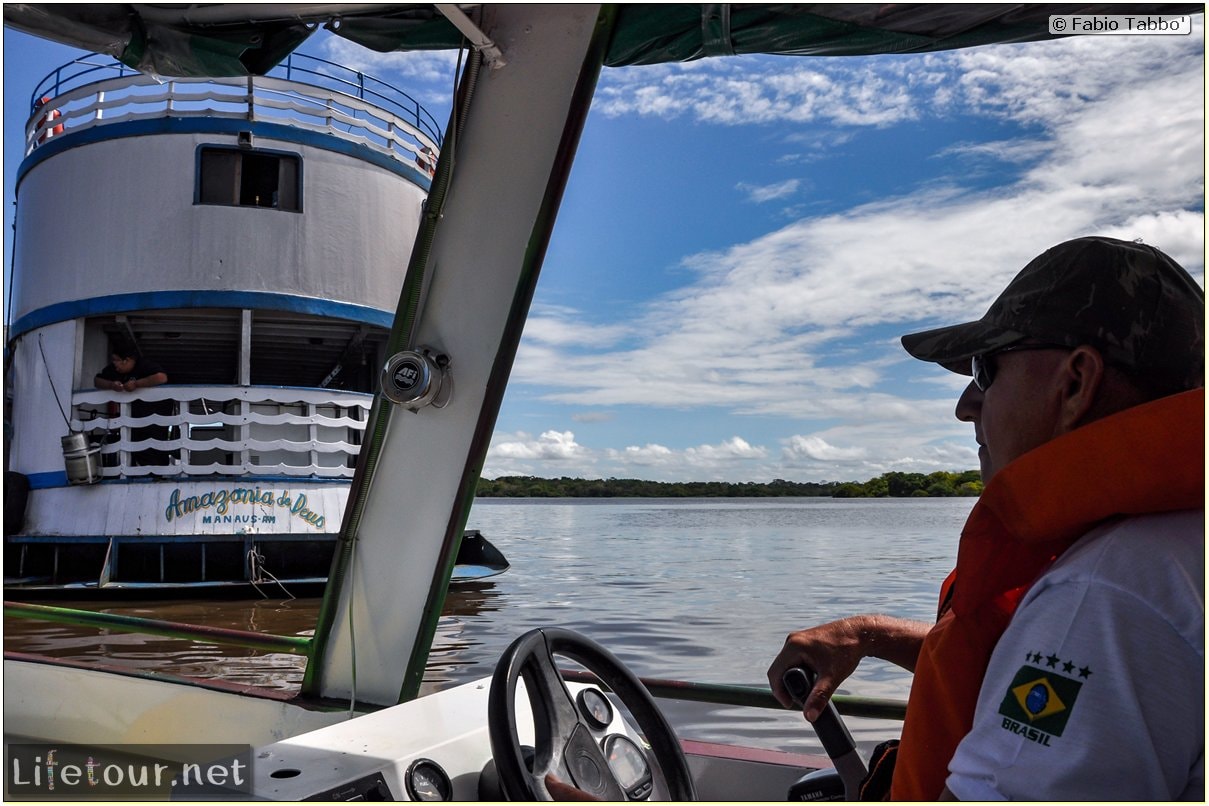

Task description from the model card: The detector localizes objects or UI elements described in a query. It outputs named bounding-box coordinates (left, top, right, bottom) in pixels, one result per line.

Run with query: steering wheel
left=488, top=627, right=698, bottom=801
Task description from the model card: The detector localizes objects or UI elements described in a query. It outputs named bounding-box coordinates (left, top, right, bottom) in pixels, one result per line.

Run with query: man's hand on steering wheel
left=545, top=773, right=602, bottom=801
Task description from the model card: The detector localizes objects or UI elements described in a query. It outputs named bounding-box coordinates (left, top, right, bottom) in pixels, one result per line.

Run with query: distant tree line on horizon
left=475, top=471, right=983, bottom=498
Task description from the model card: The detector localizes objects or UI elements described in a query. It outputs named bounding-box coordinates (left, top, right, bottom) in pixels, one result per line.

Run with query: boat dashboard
left=249, top=677, right=659, bottom=801
left=246, top=676, right=825, bottom=801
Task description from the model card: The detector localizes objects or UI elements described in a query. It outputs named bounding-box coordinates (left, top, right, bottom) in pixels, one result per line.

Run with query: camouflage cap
left=901, top=236, right=1205, bottom=382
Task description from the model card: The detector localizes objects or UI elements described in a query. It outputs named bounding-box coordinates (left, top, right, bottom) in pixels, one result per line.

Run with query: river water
left=4, top=497, right=973, bottom=755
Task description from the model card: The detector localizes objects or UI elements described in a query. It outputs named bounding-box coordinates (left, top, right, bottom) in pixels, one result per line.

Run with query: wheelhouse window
left=197, top=146, right=300, bottom=211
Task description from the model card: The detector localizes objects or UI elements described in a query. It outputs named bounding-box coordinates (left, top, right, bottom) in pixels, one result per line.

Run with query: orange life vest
left=36, top=95, right=63, bottom=143
left=889, top=387, right=1205, bottom=800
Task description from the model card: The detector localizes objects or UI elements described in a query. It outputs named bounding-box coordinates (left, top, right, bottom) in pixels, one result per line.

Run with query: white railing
left=26, top=56, right=440, bottom=173
left=71, top=386, right=372, bottom=479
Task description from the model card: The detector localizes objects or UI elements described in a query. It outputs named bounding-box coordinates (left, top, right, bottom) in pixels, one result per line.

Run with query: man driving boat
left=768, top=236, right=1204, bottom=800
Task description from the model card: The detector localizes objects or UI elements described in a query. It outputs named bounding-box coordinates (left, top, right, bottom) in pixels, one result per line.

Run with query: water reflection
left=3, top=585, right=512, bottom=693
left=419, top=582, right=506, bottom=694
left=4, top=497, right=972, bottom=751
left=4, top=596, right=323, bottom=691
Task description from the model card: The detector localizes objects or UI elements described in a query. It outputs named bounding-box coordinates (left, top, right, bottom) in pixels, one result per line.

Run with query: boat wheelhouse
left=3, top=52, right=457, bottom=593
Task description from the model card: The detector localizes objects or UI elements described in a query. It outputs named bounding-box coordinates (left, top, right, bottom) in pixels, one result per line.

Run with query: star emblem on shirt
left=1029, top=651, right=1093, bottom=680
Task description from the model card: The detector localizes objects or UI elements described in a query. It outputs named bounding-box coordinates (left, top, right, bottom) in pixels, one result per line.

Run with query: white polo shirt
left=946, top=509, right=1204, bottom=801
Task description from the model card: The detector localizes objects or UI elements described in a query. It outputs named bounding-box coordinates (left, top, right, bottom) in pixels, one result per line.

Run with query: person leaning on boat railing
left=94, top=336, right=169, bottom=393
left=768, top=236, right=1204, bottom=800
left=94, top=336, right=174, bottom=465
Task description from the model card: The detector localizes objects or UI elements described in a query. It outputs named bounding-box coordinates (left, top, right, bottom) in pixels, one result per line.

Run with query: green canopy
left=4, top=3, right=1201, bottom=77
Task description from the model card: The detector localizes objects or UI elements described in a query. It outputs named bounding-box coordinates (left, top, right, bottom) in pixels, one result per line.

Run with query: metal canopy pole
left=310, top=4, right=607, bottom=706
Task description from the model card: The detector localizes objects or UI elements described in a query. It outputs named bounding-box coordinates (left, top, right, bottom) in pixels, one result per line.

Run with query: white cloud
left=521, top=305, right=631, bottom=348
left=937, top=139, right=1051, bottom=165
left=595, top=58, right=922, bottom=127
left=738, top=178, right=799, bottom=203
left=943, top=29, right=1205, bottom=125
left=484, top=434, right=772, bottom=480
left=784, top=435, right=866, bottom=462
left=685, top=436, right=767, bottom=462
left=604, top=436, right=767, bottom=467
left=611, top=436, right=768, bottom=479
left=482, top=420, right=978, bottom=482
left=321, top=37, right=461, bottom=84
left=610, top=443, right=675, bottom=466
left=571, top=411, right=614, bottom=424
left=491, top=430, right=587, bottom=461
left=592, top=27, right=1207, bottom=130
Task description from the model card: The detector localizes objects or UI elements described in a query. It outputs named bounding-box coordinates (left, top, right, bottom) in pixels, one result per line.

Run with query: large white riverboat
left=3, top=50, right=505, bottom=595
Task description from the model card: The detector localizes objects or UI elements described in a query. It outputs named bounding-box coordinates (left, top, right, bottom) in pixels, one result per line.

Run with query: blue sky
left=4, top=21, right=1204, bottom=483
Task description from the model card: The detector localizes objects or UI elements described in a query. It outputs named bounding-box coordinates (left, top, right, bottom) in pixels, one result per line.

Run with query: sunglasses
left=970, top=344, right=1066, bottom=392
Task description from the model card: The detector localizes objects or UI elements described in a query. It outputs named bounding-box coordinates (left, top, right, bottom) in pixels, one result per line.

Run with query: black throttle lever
left=783, top=667, right=867, bottom=800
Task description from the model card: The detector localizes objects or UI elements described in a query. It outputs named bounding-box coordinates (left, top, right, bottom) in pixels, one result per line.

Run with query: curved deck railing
left=71, top=385, right=371, bottom=479
left=25, top=53, right=442, bottom=172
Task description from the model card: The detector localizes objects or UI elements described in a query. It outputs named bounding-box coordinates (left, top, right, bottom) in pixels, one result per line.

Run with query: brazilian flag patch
left=997, top=664, right=1083, bottom=739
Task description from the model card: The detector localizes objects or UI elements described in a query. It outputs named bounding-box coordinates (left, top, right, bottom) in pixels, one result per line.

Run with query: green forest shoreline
left=476, top=471, right=983, bottom=499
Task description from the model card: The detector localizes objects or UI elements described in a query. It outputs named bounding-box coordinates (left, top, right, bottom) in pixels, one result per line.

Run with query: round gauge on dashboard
left=405, top=758, right=452, bottom=801
left=576, top=687, right=614, bottom=729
